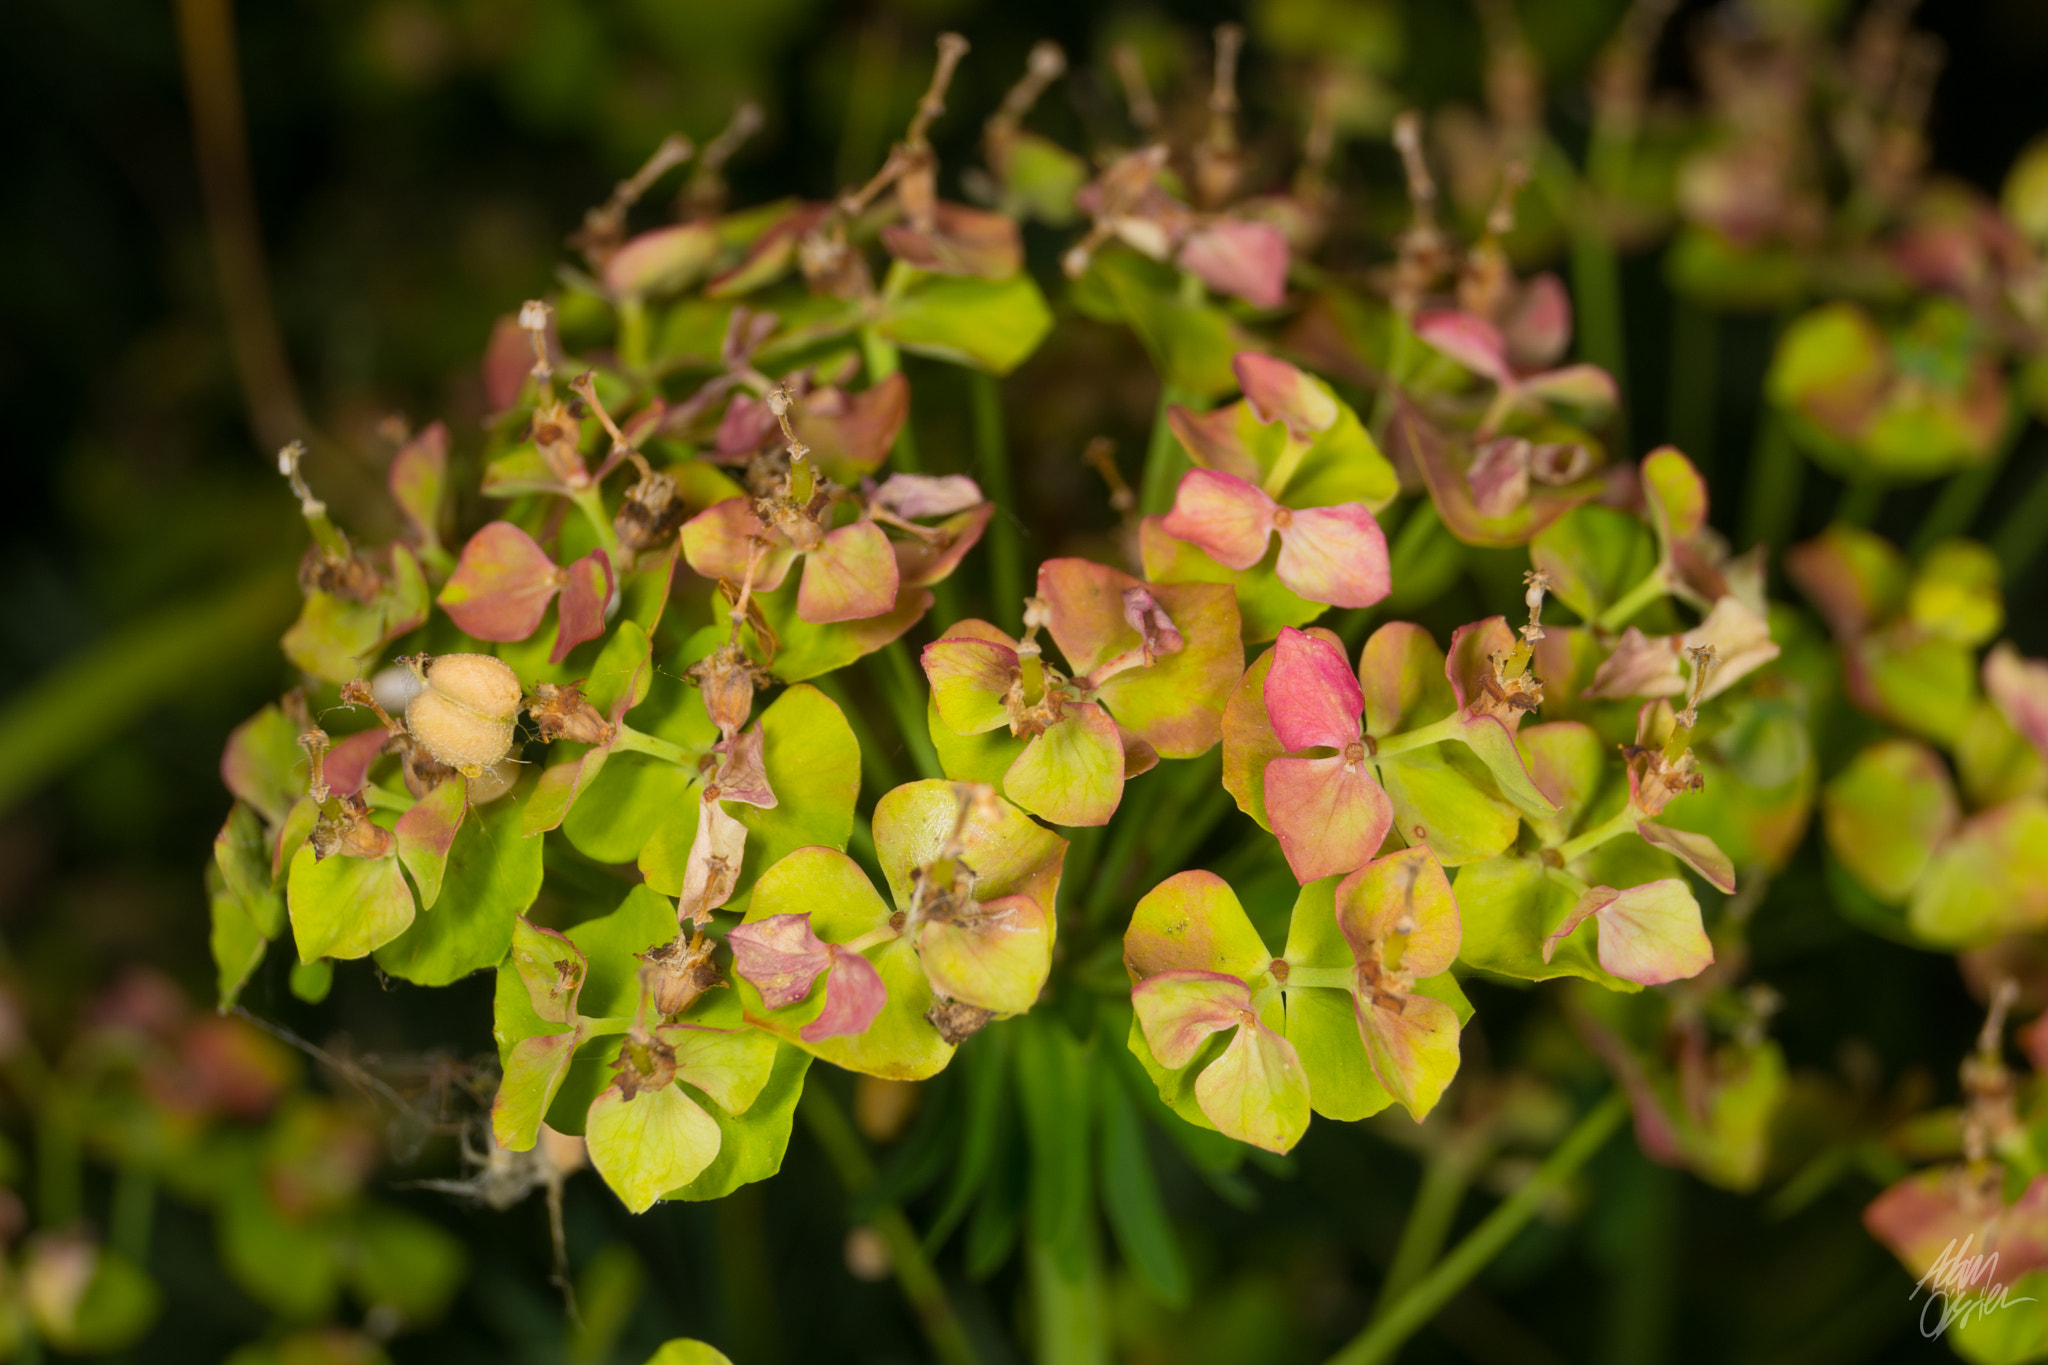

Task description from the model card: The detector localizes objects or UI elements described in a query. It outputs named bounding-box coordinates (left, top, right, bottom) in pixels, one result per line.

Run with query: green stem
left=0, top=568, right=299, bottom=817
left=1834, top=481, right=1883, bottom=528
left=608, top=724, right=703, bottom=769
left=1375, top=1148, right=1474, bottom=1317
left=1370, top=714, right=1463, bottom=760
left=970, top=371, right=1025, bottom=632
left=876, top=642, right=943, bottom=781
left=568, top=487, right=623, bottom=560
left=110, top=1165, right=156, bottom=1265
left=863, top=331, right=922, bottom=472
left=1741, top=409, right=1804, bottom=555
left=1592, top=566, right=1670, bottom=632
left=1990, top=451, right=2048, bottom=582
left=1139, top=382, right=1194, bottom=517
left=800, top=1085, right=981, bottom=1365
left=1557, top=807, right=1637, bottom=865
left=1324, top=1092, right=1628, bottom=1365
left=1912, top=419, right=2028, bottom=557
left=1666, top=300, right=1717, bottom=473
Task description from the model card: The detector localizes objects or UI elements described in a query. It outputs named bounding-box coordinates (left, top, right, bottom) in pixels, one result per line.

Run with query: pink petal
left=1583, top=628, right=1686, bottom=700
left=1159, top=469, right=1277, bottom=570
left=679, top=798, right=749, bottom=922
left=798, top=520, right=901, bottom=624
left=1121, top=586, right=1185, bottom=656
left=922, top=636, right=1024, bottom=735
left=712, top=727, right=777, bottom=808
left=1985, top=643, right=2048, bottom=762
left=871, top=473, right=985, bottom=520
left=1444, top=617, right=1519, bottom=713
left=893, top=503, right=994, bottom=589
left=1503, top=272, right=1571, bottom=370
left=802, top=947, right=887, bottom=1042
left=1466, top=439, right=1532, bottom=519
left=1177, top=221, right=1290, bottom=310
left=324, top=729, right=389, bottom=798
left=439, top=522, right=563, bottom=642
left=1523, top=364, right=1620, bottom=413
left=1167, top=403, right=1264, bottom=482
left=1264, top=627, right=1365, bottom=751
left=1131, top=970, right=1253, bottom=1069
left=1637, top=822, right=1737, bottom=894
left=550, top=548, right=614, bottom=663
left=727, top=912, right=833, bottom=1008
left=1415, top=311, right=1511, bottom=383
left=1234, top=352, right=1338, bottom=436
left=681, top=499, right=794, bottom=591
left=1357, top=989, right=1461, bottom=1118
left=1274, top=504, right=1391, bottom=608
left=1264, top=754, right=1393, bottom=884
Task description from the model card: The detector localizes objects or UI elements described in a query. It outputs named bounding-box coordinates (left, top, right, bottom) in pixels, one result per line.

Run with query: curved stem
left=970, top=370, right=1025, bottom=633
left=1557, top=807, right=1637, bottom=866
left=1592, top=566, right=1669, bottom=632
left=800, top=1084, right=982, bottom=1365
left=608, top=724, right=703, bottom=769
left=1375, top=1145, right=1476, bottom=1317
left=1370, top=713, right=1462, bottom=760
left=1324, top=1092, right=1628, bottom=1365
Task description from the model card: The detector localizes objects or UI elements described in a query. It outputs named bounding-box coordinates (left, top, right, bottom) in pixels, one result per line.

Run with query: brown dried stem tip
left=1391, top=112, right=1450, bottom=316
left=525, top=682, right=616, bottom=748
left=575, top=132, right=695, bottom=265
left=685, top=101, right=764, bottom=220
left=518, top=301, right=555, bottom=399
left=987, top=42, right=1066, bottom=174
left=1194, top=23, right=1247, bottom=207
left=638, top=931, right=725, bottom=1018
left=1113, top=44, right=1161, bottom=136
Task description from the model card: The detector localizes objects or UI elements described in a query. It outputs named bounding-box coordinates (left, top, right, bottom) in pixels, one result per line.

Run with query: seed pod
left=925, top=998, right=994, bottom=1046
left=403, top=653, right=522, bottom=775
left=526, top=682, right=615, bottom=746
left=637, top=934, right=724, bottom=1017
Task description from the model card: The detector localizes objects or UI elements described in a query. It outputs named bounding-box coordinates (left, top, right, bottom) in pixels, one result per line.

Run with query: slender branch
left=1591, top=566, right=1670, bottom=632
left=608, top=723, right=703, bottom=769
left=1375, top=1147, right=1474, bottom=1315
left=174, top=0, right=311, bottom=452
left=1911, top=417, right=2028, bottom=557
left=1324, top=1092, right=1628, bottom=1365
left=1742, top=402, right=1804, bottom=556
left=1557, top=807, right=1637, bottom=865
left=970, top=372, right=1025, bottom=632
left=1138, top=383, right=1194, bottom=517
left=800, top=1085, right=982, bottom=1365
left=0, top=570, right=299, bottom=816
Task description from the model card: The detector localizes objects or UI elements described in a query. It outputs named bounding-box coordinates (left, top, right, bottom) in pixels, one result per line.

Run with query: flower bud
left=636, top=934, right=723, bottom=1018
left=404, top=653, right=522, bottom=775
left=525, top=682, right=615, bottom=747
left=688, top=640, right=762, bottom=738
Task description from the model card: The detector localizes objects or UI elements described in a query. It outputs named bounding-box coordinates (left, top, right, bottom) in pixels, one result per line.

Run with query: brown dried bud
left=310, top=794, right=393, bottom=862
left=297, top=544, right=383, bottom=603
left=615, top=470, right=685, bottom=551
left=526, top=682, right=615, bottom=747
left=403, top=653, right=522, bottom=776
left=637, top=934, right=724, bottom=1018
left=688, top=640, right=767, bottom=738
left=925, top=998, right=995, bottom=1047
left=611, top=1032, right=677, bottom=1098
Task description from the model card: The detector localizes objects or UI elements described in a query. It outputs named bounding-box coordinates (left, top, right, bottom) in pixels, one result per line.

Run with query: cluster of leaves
left=192, top=4, right=2048, bottom=1360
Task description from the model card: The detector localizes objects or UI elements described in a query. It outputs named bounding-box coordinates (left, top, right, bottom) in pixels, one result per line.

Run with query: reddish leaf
left=440, top=522, right=564, bottom=642
left=798, top=520, right=901, bottom=624
left=1274, top=503, right=1390, bottom=608
left=1235, top=352, right=1338, bottom=437
left=550, top=548, right=615, bottom=663
left=324, top=729, right=389, bottom=798
left=1160, top=469, right=1277, bottom=570
left=1265, top=627, right=1363, bottom=751
left=1177, top=220, right=1290, bottom=310
left=388, top=422, right=448, bottom=549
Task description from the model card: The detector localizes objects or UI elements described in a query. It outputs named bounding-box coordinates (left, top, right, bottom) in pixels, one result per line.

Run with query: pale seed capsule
left=403, top=653, right=522, bottom=775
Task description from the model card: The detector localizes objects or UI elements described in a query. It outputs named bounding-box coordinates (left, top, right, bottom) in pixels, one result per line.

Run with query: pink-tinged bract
left=922, top=634, right=1024, bottom=735
left=1264, top=756, right=1393, bottom=884
left=1415, top=311, right=1512, bottom=382
left=1234, top=352, right=1340, bottom=437
left=1544, top=880, right=1714, bottom=985
left=1272, top=503, right=1390, bottom=608
left=917, top=894, right=1051, bottom=1016
left=1177, top=220, right=1290, bottom=309
left=680, top=500, right=796, bottom=591
left=798, top=520, right=900, bottom=624
left=551, top=548, right=615, bottom=662
left=1160, top=469, right=1276, bottom=570
left=1264, top=627, right=1363, bottom=751
left=1637, top=821, right=1737, bottom=894
left=1005, top=701, right=1124, bottom=827
left=439, top=522, right=564, bottom=642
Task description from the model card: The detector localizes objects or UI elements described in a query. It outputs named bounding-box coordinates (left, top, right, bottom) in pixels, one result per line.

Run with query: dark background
left=6, top=0, right=2048, bottom=1361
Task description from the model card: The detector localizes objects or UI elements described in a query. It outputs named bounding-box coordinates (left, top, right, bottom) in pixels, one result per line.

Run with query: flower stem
left=1741, top=404, right=1803, bottom=556
left=1592, top=566, right=1670, bottom=632
left=1990, top=447, right=2048, bottom=582
left=1374, top=1145, right=1475, bottom=1318
left=1557, top=807, right=1637, bottom=866
left=863, top=330, right=923, bottom=472
left=1666, top=299, right=1718, bottom=477
left=608, top=724, right=702, bottom=770
left=970, top=371, right=1026, bottom=633
left=1139, top=381, right=1195, bottom=517
left=1323, top=1091, right=1628, bottom=1365
left=800, top=1084, right=982, bottom=1365
left=876, top=642, right=944, bottom=780
left=568, top=487, right=623, bottom=560
left=1370, top=713, right=1463, bottom=760
left=1912, top=417, right=2030, bottom=557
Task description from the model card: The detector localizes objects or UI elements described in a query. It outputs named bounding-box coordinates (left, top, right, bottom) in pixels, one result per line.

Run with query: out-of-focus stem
left=1666, top=299, right=1717, bottom=473
left=1375, top=1146, right=1475, bottom=1317
left=1139, top=383, right=1195, bottom=517
left=1915, top=417, right=2029, bottom=557
left=877, top=642, right=944, bottom=780
left=863, top=331, right=924, bottom=472
left=1325, top=1092, right=1628, bottom=1365
left=1741, top=409, right=1804, bottom=556
left=799, top=1085, right=981, bottom=1365
left=971, top=371, right=1025, bottom=632
left=174, top=0, right=311, bottom=453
